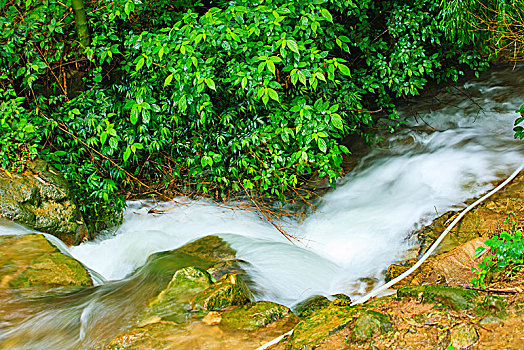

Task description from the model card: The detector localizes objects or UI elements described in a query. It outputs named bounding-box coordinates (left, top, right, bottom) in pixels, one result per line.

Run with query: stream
left=1, top=66, right=524, bottom=349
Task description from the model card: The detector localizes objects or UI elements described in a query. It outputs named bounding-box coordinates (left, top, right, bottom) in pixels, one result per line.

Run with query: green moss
left=0, top=234, right=92, bottom=290
left=220, top=301, right=297, bottom=331
left=397, top=285, right=479, bottom=311
left=351, top=310, right=393, bottom=342
left=294, top=295, right=330, bottom=319
left=142, top=267, right=213, bottom=323
left=288, top=305, right=360, bottom=350
left=397, top=285, right=507, bottom=317
left=9, top=252, right=92, bottom=288
left=192, top=273, right=253, bottom=311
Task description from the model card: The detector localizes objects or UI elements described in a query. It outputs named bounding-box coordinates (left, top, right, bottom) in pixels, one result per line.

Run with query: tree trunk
left=71, top=0, right=90, bottom=48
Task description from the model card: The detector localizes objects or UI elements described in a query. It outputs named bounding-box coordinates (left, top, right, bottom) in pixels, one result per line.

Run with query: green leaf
left=164, top=74, right=174, bottom=87
left=205, top=77, right=216, bottom=90
left=130, top=107, right=139, bottom=125
left=267, top=60, right=276, bottom=75
left=123, top=147, right=131, bottom=161
left=320, top=9, right=333, bottom=22
left=317, top=138, right=327, bottom=153
left=135, top=57, right=145, bottom=72
left=297, top=70, right=306, bottom=85
left=286, top=39, right=299, bottom=54
left=100, top=132, right=108, bottom=145
left=338, top=64, right=351, bottom=76
left=267, top=88, right=279, bottom=102
left=178, top=95, right=187, bottom=112
left=331, top=114, right=343, bottom=130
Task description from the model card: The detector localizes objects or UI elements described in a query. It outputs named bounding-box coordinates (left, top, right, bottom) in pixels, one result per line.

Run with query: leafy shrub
left=471, top=213, right=524, bottom=288
left=0, top=0, right=490, bottom=232
left=514, top=104, right=524, bottom=139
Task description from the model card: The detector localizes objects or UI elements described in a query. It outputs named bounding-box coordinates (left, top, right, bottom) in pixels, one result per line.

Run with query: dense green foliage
left=1, top=0, right=489, bottom=231
left=471, top=214, right=524, bottom=288
left=441, top=0, right=524, bottom=60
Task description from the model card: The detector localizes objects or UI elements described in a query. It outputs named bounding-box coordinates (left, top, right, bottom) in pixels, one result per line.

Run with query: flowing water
left=1, top=66, right=524, bottom=349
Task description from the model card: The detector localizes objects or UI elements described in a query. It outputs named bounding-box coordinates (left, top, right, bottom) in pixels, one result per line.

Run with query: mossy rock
left=397, top=285, right=506, bottom=317
left=192, top=273, right=253, bottom=311
left=106, top=321, right=179, bottom=349
left=0, top=159, right=87, bottom=245
left=331, top=293, right=352, bottom=306
left=176, top=235, right=236, bottom=264
left=294, top=295, right=330, bottom=319
left=288, top=305, right=360, bottom=350
left=450, top=323, right=479, bottom=349
left=351, top=310, right=393, bottom=342
left=0, top=234, right=92, bottom=290
left=220, top=301, right=299, bottom=331
left=141, top=266, right=213, bottom=323
left=140, top=236, right=237, bottom=280
left=397, top=285, right=479, bottom=311
left=206, top=258, right=250, bottom=281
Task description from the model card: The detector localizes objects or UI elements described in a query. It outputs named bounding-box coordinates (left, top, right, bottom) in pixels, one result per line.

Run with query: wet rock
left=220, top=301, right=299, bottom=331
left=141, top=267, right=213, bottom=324
left=176, top=235, right=236, bottom=263
left=331, top=293, right=352, bottom=306
left=140, top=235, right=237, bottom=280
left=351, top=310, right=393, bottom=342
left=206, top=258, right=249, bottom=281
left=450, top=323, right=478, bottom=349
left=294, top=295, right=330, bottom=319
left=0, top=159, right=87, bottom=245
left=0, top=234, right=92, bottom=290
left=192, top=273, right=253, bottom=311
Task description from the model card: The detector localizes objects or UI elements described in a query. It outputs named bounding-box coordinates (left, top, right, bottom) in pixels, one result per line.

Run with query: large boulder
left=0, top=234, right=92, bottom=290
left=0, top=159, right=87, bottom=245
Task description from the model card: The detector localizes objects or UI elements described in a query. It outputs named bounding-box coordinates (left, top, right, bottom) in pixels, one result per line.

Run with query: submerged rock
left=0, top=159, right=87, bottom=245
left=0, top=234, right=92, bottom=290
left=192, top=273, right=253, bottom=311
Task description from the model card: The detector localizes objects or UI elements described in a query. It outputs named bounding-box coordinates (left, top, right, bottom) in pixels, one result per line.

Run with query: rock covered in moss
left=397, top=285, right=506, bottom=316
left=220, top=301, right=299, bottom=331
left=0, top=159, right=87, bottom=245
left=176, top=235, right=236, bottom=263
left=288, top=305, right=358, bottom=349
left=0, top=234, right=92, bottom=290
left=141, top=266, right=213, bottom=323
left=141, top=236, right=237, bottom=280
left=294, top=295, right=330, bottom=319
left=351, top=310, right=393, bottom=342
left=450, top=323, right=478, bottom=349
left=192, top=273, right=253, bottom=311
left=206, top=258, right=250, bottom=281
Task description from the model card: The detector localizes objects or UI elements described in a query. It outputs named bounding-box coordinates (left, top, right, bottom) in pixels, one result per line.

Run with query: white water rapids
left=1, top=66, right=524, bottom=348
